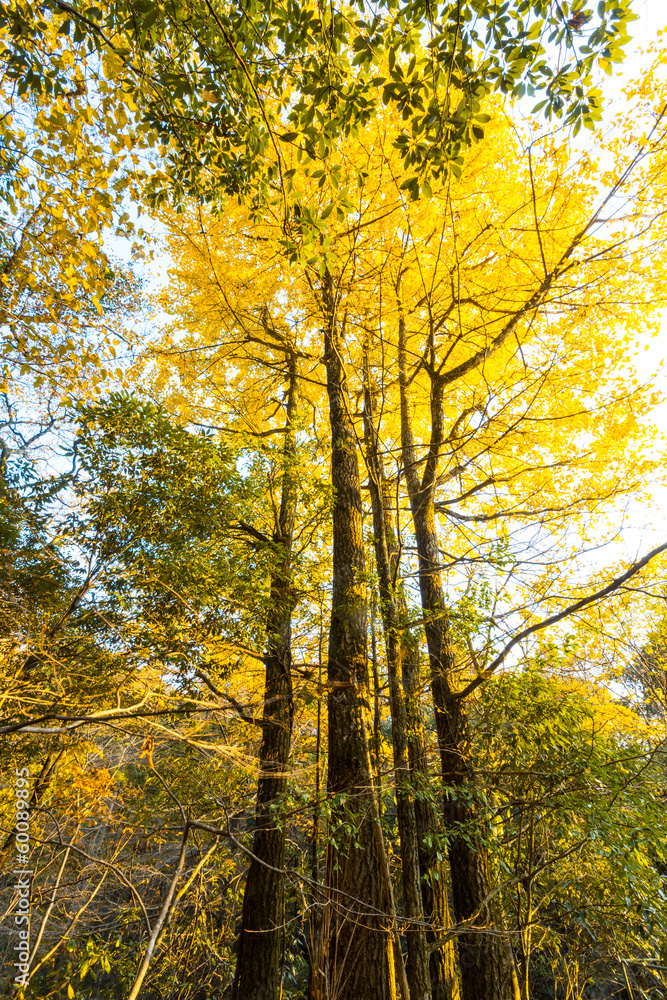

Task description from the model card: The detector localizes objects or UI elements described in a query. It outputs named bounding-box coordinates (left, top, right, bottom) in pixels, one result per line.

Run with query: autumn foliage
left=1, top=5, right=667, bottom=1000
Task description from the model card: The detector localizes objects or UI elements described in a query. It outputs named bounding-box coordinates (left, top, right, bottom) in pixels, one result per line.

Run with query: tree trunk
left=232, top=361, right=299, bottom=1000
left=308, top=616, right=324, bottom=1000
left=322, top=273, right=395, bottom=1000
left=363, top=359, right=432, bottom=1000
left=398, top=317, right=515, bottom=1000
left=401, top=634, right=460, bottom=1000
left=363, top=353, right=459, bottom=1000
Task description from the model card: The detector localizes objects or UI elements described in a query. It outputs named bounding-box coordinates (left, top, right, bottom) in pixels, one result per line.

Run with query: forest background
left=1, top=2, right=667, bottom=1000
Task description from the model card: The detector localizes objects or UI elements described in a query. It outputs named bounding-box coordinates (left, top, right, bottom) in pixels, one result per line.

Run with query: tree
left=231, top=357, right=301, bottom=1000
left=473, top=665, right=667, bottom=1000
left=0, top=9, right=145, bottom=394
left=150, top=72, right=667, bottom=997
left=139, top=208, right=333, bottom=998
left=4, top=13, right=667, bottom=1000
left=4, top=0, right=634, bottom=217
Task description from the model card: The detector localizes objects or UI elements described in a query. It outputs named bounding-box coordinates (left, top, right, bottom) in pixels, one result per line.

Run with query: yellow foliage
left=147, top=92, right=667, bottom=602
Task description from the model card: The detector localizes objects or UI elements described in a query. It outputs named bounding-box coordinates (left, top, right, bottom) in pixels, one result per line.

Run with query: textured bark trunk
left=363, top=361, right=432, bottom=1000
left=322, top=273, right=395, bottom=1000
left=398, top=318, right=514, bottom=1000
left=401, top=636, right=460, bottom=1000
left=232, top=362, right=299, bottom=1000
left=364, top=344, right=458, bottom=999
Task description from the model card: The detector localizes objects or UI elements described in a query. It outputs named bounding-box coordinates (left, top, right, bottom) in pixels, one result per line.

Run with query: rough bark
left=401, top=634, right=460, bottom=1000
left=398, top=316, right=515, bottom=1000
left=232, top=361, right=299, bottom=1000
left=322, top=273, right=395, bottom=1000
left=364, top=345, right=459, bottom=999
left=363, top=361, right=432, bottom=1000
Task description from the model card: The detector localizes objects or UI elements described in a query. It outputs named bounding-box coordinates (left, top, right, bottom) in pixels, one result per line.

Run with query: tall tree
left=397, top=316, right=519, bottom=999
left=363, top=354, right=459, bottom=1000
left=148, top=74, right=667, bottom=995
left=320, top=269, right=398, bottom=1000
left=232, top=356, right=300, bottom=1000
left=139, top=204, right=333, bottom=997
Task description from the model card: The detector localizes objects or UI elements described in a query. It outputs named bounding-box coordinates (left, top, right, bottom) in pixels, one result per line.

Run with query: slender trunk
left=363, top=360, right=431, bottom=1000
left=370, top=587, right=382, bottom=781
left=364, top=343, right=458, bottom=999
left=308, top=617, right=324, bottom=1000
left=322, top=272, right=395, bottom=1000
left=232, top=361, right=299, bottom=1000
left=398, top=317, right=514, bottom=1000
left=29, top=844, right=72, bottom=965
left=401, top=636, right=460, bottom=1000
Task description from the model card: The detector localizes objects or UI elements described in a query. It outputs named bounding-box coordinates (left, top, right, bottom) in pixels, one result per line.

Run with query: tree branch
left=457, top=541, right=667, bottom=700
